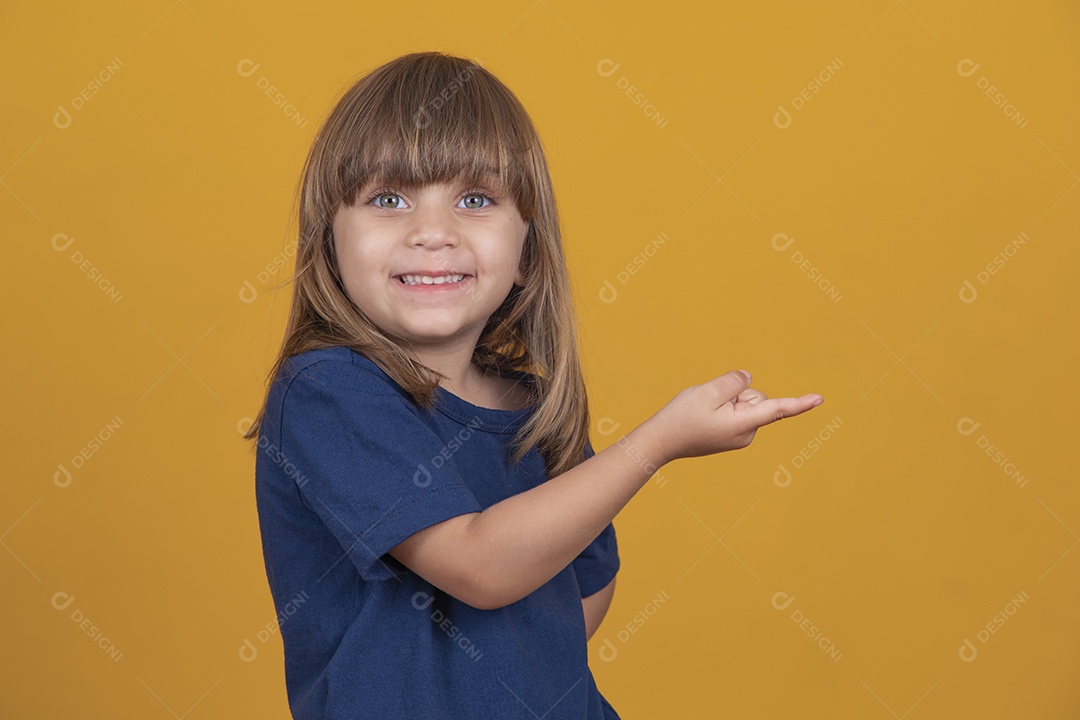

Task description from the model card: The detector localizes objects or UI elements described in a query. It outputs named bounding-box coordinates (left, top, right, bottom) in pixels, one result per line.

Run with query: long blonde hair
left=244, top=51, right=591, bottom=480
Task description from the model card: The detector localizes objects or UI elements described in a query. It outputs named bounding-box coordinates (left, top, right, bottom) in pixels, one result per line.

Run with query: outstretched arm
left=390, top=370, right=823, bottom=610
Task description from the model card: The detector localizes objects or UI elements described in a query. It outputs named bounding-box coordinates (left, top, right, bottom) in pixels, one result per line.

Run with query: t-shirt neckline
left=432, top=374, right=536, bottom=435
left=344, top=347, right=535, bottom=435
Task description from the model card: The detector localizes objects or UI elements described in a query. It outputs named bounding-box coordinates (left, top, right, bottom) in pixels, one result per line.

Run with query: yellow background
left=5, top=1, right=1079, bottom=717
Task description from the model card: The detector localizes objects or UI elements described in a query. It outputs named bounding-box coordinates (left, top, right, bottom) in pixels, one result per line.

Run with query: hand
left=647, top=370, right=823, bottom=463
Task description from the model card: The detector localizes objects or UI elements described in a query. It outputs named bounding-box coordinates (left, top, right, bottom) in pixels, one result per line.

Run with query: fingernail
left=812, top=397, right=823, bottom=407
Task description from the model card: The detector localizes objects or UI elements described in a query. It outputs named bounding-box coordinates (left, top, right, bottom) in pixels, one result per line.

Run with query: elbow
left=455, top=573, right=524, bottom=611
left=447, top=517, right=529, bottom=611
left=463, top=594, right=511, bottom=612
left=451, top=551, right=527, bottom=611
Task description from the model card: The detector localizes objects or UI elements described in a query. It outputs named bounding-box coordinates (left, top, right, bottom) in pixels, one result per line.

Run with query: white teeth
left=400, top=274, right=465, bottom=286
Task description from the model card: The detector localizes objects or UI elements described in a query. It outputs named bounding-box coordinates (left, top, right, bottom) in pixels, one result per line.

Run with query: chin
left=398, top=326, right=466, bottom=342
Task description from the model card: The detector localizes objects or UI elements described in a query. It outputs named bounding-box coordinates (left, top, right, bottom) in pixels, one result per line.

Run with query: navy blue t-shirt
left=254, top=346, right=620, bottom=719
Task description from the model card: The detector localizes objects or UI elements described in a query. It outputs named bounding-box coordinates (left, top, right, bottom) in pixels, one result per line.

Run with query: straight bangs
left=332, top=56, right=540, bottom=220
left=249, top=52, right=594, bottom=481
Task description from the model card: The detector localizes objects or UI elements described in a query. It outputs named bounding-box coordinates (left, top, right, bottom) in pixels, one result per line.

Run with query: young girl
left=246, top=51, right=823, bottom=719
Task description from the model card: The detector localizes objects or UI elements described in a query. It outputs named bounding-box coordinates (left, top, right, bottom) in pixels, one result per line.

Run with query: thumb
left=707, top=369, right=752, bottom=406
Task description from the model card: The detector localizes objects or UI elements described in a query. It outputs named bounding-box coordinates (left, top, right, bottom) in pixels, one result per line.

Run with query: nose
left=407, top=198, right=460, bottom=249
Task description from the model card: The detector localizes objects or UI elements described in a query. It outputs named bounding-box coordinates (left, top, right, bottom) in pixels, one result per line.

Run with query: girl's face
left=332, top=176, right=527, bottom=358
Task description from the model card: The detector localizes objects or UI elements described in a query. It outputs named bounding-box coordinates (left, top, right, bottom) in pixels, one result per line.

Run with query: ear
left=514, top=266, right=525, bottom=287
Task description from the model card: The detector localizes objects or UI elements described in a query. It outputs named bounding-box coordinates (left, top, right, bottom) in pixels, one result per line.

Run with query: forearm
left=463, top=421, right=668, bottom=609
left=394, top=370, right=818, bottom=611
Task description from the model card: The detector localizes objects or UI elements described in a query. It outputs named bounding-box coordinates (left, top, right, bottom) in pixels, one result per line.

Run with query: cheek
left=335, top=227, right=382, bottom=275
left=489, top=220, right=528, bottom=268
left=485, top=246, right=520, bottom=277
left=337, top=241, right=366, bottom=269
left=333, top=244, right=379, bottom=304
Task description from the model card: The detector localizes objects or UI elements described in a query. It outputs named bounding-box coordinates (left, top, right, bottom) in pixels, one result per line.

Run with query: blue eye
left=459, top=193, right=493, bottom=209
left=372, top=192, right=405, bottom=209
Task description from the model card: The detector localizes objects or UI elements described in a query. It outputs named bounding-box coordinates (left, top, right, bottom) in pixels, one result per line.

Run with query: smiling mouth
left=394, top=274, right=472, bottom=286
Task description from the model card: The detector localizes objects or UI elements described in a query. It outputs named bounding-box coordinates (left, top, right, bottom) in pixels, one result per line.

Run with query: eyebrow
left=362, top=170, right=505, bottom=191
left=458, top=168, right=502, bottom=184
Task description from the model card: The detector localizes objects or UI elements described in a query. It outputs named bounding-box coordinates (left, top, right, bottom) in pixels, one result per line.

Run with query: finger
left=705, top=369, right=753, bottom=406
left=740, top=394, right=823, bottom=429
left=736, top=389, right=767, bottom=405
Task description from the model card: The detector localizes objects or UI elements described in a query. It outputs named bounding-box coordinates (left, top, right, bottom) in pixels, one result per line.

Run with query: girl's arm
left=583, top=576, right=616, bottom=641
left=390, top=370, right=822, bottom=611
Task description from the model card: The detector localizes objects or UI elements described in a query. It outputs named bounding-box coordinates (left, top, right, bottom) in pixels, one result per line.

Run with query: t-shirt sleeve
left=571, top=436, right=621, bottom=597
left=278, top=358, right=484, bottom=582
